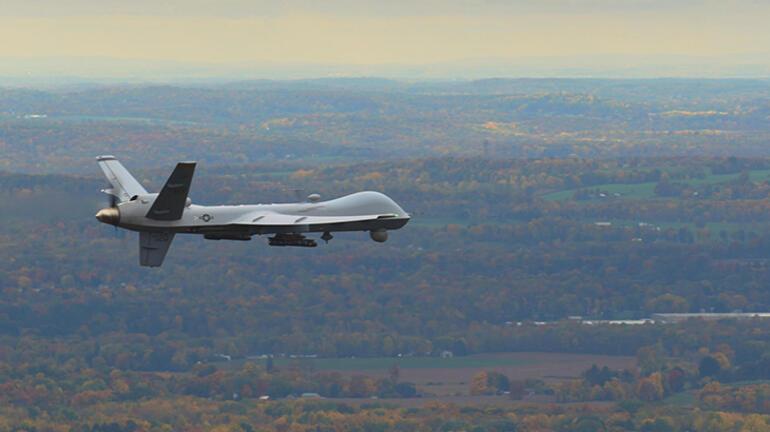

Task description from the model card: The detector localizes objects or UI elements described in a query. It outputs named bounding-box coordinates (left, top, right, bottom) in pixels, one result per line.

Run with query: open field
left=329, top=395, right=619, bottom=408
left=542, top=168, right=770, bottom=202
left=543, top=181, right=659, bottom=201
left=244, top=352, right=636, bottom=398
left=265, top=354, right=535, bottom=370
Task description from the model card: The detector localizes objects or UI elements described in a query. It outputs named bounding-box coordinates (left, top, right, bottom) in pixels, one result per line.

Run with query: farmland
left=231, top=353, right=635, bottom=398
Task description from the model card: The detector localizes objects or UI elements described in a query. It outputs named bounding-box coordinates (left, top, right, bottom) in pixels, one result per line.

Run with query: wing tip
left=96, top=155, right=116, bottom=161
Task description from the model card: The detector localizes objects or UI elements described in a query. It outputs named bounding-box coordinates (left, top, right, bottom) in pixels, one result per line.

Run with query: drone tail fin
left=96, top=155, right=148, bottom=202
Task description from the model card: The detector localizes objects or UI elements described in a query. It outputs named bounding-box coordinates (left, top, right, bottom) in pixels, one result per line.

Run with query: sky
left=1, top=0, right=769, bottom=80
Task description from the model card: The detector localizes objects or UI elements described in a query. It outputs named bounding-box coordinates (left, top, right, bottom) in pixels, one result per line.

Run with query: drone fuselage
left=101, top=191, right=410, bottom=237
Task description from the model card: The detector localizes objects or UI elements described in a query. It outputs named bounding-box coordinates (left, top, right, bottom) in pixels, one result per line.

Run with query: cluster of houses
left=578, top=312, right=770, bottom=325
left=505, top=312, right=770, bottom=327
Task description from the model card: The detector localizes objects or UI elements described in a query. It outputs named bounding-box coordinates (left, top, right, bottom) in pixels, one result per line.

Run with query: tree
left=388, top=363, right=400, bottom=384
left=508, top=380, right=527, bottom=400
left=349, top=375, right=375, bottom=398
left=645, top=294, right=689, bottom=314
left=569, top=416, right=606, bottom=432
left=451, top=339, right=468, bottom=356
left=640, top=418, right=675, bottom=432
left=602, top=379, right=626, bottom=401
left=486, top=371, right=510, bottom=393
left=712, top=352, right=731, bottom=371
left=665, top=368, right=686, bottom=393
left=636, top=373, right=664, bottom=401
left=637, top=345, right=665, bottom=376
left=395, top=382, right=417, bottom=398
left=699, top=356, right=722, bottom=378
left=584, top=365, right=615, bottom=387
left=470, top=372, right=490, bottom=396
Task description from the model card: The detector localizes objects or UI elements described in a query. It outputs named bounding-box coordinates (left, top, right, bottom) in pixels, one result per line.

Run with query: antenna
left=290, top=188, right=305, bottom=202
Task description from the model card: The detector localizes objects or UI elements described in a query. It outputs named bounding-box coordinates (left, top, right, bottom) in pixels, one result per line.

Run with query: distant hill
left=2, top=79, right=770, bottom=173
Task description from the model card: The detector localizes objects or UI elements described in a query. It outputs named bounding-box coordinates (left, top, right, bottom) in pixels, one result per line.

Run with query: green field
left=543, top=169, right=770, bottom=202
left=544, top=182, right=658, bottom=201
left=584, top=219, right=770, bottom=242
left=662, top=390, right=697, bottom=407
left=691, top=169, right=770, bottom=185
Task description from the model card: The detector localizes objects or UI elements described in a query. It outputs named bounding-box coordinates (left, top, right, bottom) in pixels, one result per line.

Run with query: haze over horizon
left=1, top=0, right=769, bottom=82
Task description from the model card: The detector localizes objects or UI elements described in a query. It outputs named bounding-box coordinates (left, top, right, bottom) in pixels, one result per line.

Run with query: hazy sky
left=1, top=0, right=769, bottom=78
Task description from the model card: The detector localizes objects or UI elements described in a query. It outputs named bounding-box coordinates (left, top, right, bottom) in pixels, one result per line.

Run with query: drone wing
left=233, top=212, right=396, bottom=229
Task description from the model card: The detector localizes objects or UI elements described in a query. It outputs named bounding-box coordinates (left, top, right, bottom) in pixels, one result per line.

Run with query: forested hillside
left=3, top=79, right=770, bottom=430
left=2, top=78, right=770, bottom=173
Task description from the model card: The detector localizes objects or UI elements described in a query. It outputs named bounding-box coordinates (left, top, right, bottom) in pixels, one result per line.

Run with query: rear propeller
left=109, top=193, right=120, bottom=237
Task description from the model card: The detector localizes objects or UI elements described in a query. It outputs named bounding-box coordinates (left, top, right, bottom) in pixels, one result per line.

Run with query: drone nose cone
left=95, top=207, right=120, bottom=225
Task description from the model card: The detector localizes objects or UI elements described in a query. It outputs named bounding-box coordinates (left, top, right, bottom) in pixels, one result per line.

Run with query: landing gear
left=321, top=231, right=334, bottom=243
left=268, top=233, right=317, bottom=247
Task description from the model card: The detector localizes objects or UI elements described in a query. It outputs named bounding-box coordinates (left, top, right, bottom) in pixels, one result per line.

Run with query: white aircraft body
left=95, top=156, right=410, bottom=267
